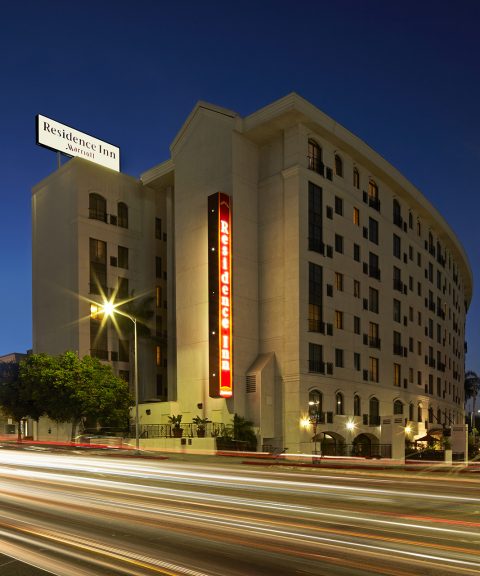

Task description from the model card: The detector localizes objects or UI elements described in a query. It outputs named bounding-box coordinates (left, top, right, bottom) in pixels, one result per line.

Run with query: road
left=0, top=448, right=479, bottom=575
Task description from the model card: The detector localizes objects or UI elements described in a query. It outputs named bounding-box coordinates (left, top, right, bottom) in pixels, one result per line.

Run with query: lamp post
left=90, top=301, right=140, bottom=453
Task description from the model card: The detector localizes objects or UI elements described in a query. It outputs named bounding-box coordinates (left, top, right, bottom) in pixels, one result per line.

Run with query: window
left=334, top=154, right=343, bottom=177
left=369, top=357, right=379, bottom=382
left=89, top=238, right=107, bottom=295
left=308, top=389, right=322, bottom=417
left=368, top=218, right=379, bottom=245
left=335, top=272, right=344, bottom=291
left=368, top=180, right=378, bottom=198
left=118, top=246, right=128, bottom=269
left=309, top=343, right=324, bottom=373
left=155, top=217, right=162, bottom=239
left=393, top=364, right=401, bottom=387
left=89, top=193, right=107, bottom=222
left=335, top=196, right=343, bottom=215
left=354, top=243, right=360, bottom=262
left=393, top=199, right=402, bottom=227
left=354, top=353, right=361, bottom=371
left=409, top=367, right=414, bottom=384
left=336, top=392, right=344, bottom=415
left=417, top=340, right=422, bottom=355
left=90, top=317, right=107, bottom=359
left=119, top=339, right=129, bottom=362
left=369, top=252, right=379, bottom=279
left=308, top=139, right=323, bottom=173
left=354, top=280, right=361, bottom=298
left=156, top=256, right=162, bottom=278
left=393, top=299, right=401, bottom=323
left=369, top=396, right=380, bottom=423
left=417, top=219, right=421, bottom=236
left=156, top=286, right=162, bottom=307
left=393, top=234, right=401, bottom=259
left=353, top=167, right=360, bottom=189
left=335, top=234, right=343, bottom=254
left=417, top=403, right=422, bottom=422
left=335, top=310, right=344, bottom=329
left=308, top=182, right=323, bottom=252
left=353, top=207, right=360, bottom=226
left=393, top=399, right=403, bottom=414
left=354, top=394, right=361, bottom=415
left=335, top=348, right=344, bottom=368
left=369, top=322, right=379, bottom=347
left=393, top=266, right=402, bottom=291
left=156, top=345, right=161, bottom=366
left=118, top=202, right=128, bottom=228
left=417, top=371, right=422, bottom=386
left=309, top=263, right=323, bottom=332
left=354, top=316, right=361, bottom=334
left=117, top=277, right=129, bottom=299
left=369, top=287, right=379, bottom=313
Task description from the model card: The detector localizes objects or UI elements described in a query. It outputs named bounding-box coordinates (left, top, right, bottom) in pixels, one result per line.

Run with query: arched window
left=417, top=403, right=423, bottom=423
left=393, top=400, right=403, bottom=415
left=369, top=397, right=379, bottom=425
left=118, top=202, right=128, bottom=228
left=334, top=154, right=343, bottom=177
left=336, top=392, right=344, bottom=415
left=428, top=406, right=433, bottom=423
left=353, top=167, right=360, bottom=189
left=437, top=408, right=442, bottom=424
left=89, top=193, right=107, bottom=222
left=409, top=402, right=414, bottom=422
left=307, top=139, right=323, bottom=174
left=354, top=394, right=361, bottom=416
left=308, top=389, right=322, bottom=418
left=368, top=180, right=378, bottom=199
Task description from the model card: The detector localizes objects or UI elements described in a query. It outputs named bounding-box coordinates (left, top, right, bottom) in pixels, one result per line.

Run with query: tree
left=465, top=371, right=480, bottom=430
left=0, top=361, right=46, bottom=440
left=18, top=352, right=134, bottom=441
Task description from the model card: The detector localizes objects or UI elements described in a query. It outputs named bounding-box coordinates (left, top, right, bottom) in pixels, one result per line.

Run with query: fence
left=127, top=422, right=226, bottom=439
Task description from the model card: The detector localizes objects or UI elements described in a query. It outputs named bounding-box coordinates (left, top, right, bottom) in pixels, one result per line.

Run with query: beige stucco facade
left=33, top=94, right=472, bottom=453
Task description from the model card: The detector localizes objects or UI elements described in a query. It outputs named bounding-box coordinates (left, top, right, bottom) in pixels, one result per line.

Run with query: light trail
left=0, top=449, right=479, bottom=575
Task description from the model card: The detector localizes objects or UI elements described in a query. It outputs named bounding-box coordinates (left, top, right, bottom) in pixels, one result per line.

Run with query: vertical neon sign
left=208, top=192, right=233, bottom=398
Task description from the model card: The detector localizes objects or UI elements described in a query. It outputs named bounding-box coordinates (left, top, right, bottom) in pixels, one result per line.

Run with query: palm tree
left=465, top=371, right=480, bottom=430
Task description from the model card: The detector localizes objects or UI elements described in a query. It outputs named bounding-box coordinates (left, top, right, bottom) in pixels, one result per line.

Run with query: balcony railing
left=307, top=156, right=325, bottom=176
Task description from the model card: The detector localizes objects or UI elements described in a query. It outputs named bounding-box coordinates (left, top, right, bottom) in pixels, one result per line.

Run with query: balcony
left=307, top=156, right=324, bottom=176
left=368, top=196, right=381, bottom=211
left=393, top=344, right=404, bottom=356
left=393, top=278, right=403, bottom=292
left=369, top=337, right=381, bottom=349
left=393, top=214, right=403, bottom=228
left=369, top=266, right=381, bottom=280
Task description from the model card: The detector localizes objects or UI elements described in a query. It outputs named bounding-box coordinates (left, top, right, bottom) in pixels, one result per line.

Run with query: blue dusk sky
left=1, top=1, right=479, bottom=371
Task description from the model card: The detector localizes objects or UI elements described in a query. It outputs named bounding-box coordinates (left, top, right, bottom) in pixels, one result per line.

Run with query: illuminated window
left=336, top=392, right=344, bottom=415
left=308, top=139, right=323, bottom=174
left=308, top=389, right=322, bottom=417
left=156, top=286, right=161, bottom=308
left=308, top=262, right=323, bottom=332
left=353, top=207, right=360, bottom=226
left=393, top=364, right=401, bottom=387
left=369, top=357, right=379, bottom=382
left=368, top=180, right=378, bottom=200
left=335, top=272, right=344, bottom=291
left=156, top=345, right=161, bottom=366
left=335, top=310, right=344, bottom=329
left=353, top=167, right=360, bottom=189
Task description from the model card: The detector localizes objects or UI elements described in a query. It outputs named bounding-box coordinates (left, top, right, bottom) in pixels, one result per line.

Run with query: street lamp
left=90, top=300, right=140, bottom=453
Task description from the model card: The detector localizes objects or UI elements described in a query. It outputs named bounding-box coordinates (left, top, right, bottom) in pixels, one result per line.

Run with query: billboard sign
left=36, top=114, right=120, bottom=172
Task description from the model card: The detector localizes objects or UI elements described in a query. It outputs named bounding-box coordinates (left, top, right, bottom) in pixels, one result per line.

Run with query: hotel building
left=32, top=93, right=472, bottom=453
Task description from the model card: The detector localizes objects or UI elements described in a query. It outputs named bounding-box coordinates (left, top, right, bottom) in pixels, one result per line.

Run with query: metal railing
left=128, top=422, right=226, bottom=439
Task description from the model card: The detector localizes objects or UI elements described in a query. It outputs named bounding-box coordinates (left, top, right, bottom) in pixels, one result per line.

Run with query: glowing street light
left=90, top=300, right=140, bottom=453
